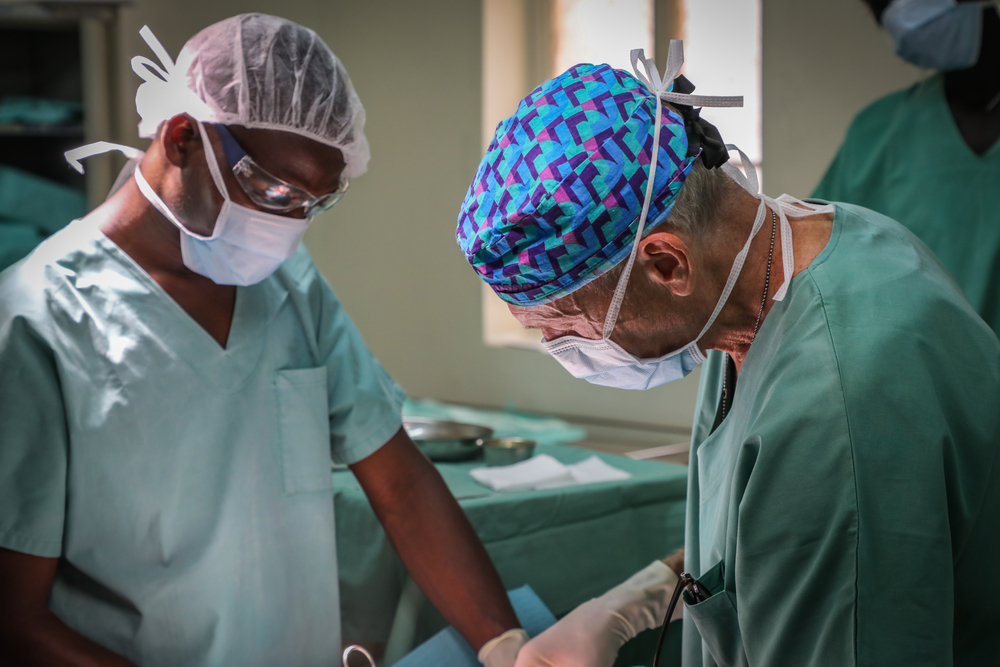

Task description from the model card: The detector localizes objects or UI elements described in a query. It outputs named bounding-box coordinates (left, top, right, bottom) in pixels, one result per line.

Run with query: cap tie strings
left=602, top=41, right=745, bottom=339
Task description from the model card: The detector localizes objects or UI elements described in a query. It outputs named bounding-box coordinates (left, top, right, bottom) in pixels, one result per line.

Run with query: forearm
left=0, top=610, right=136, bottom=667
left=380, top=454, right=517, bottom=648
left=352, top=430, right=519, bottom=650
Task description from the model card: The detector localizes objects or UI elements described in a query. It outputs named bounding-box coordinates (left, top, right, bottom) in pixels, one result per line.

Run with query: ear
left=160, top=114, right=201, bottom=168
left=636, top=231, right=695, bottom=297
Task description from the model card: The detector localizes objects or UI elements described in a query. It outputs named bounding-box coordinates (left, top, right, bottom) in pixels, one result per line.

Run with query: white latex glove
left=479, top=628, right=530, bottom=667
left=513, top=561, right=680, bottom=667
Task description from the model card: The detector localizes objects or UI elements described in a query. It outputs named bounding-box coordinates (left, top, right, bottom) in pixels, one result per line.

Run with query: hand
left=661, top=549, right=685, bottom=623
left=662, top=548, right=684, bottom=575
left=513, top=561, right=679, bottom=667
left=351, top=428, right=519, bottom=650
left=0, top=547, right=138, bottom=666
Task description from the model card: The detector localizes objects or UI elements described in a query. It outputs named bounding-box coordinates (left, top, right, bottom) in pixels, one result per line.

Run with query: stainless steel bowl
left=403, top=418, right=493, bottom=462
left=482, top=437, right=537, bottom=467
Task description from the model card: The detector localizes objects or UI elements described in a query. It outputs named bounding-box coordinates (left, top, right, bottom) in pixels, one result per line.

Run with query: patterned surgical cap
left=456, top=63, right=697, bottom=305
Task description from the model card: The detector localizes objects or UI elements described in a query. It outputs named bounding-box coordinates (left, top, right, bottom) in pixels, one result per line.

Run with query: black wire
left=651, top=575, right=688, bottom=667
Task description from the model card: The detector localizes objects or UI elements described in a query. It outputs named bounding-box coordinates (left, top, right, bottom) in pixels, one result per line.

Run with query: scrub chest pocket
left=275, top=367, right=333, bottom=494
left=686, top=560, right=748, bottom=667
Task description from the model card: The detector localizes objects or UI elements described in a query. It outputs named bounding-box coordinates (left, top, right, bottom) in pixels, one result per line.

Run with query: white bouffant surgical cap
left=132, top=13, right=370, bottom=177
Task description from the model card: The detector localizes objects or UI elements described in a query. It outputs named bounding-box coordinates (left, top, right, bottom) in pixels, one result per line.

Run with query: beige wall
left=103, top=0, right=925, bottom=432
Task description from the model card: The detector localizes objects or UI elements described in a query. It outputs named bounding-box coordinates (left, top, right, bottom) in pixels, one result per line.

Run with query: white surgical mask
left=883, top=0, right=993, bottom=71
left=132, top=121, right=312, bottom=286
left=542, top=44, right=833, bottom=391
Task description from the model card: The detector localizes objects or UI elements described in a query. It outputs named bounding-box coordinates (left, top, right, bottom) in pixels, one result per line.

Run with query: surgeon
left=457, top=43, right=1000, bottom=666
left=0, top=14, right=524, bottom=667
left=815, top=0, right=1000, bottom=335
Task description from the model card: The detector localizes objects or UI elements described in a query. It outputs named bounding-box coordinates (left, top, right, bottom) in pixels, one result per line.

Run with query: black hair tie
left=668, top=75, right=730, bottom=170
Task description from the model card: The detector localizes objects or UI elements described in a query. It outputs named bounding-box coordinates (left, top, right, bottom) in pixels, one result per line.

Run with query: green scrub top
left=0, top=218, right=406, bottom=666
left=813, top=74, right=1000, bottom=336
left=681, top=203, right=1000, bottom=667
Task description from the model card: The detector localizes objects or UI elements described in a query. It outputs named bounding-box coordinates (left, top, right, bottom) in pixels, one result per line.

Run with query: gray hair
left=658, top=160, right=738, bottom=235
left=578, top=161, right=738, bottom=301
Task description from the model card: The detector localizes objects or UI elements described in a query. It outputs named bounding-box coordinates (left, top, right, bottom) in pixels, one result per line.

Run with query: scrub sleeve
left=309, top=271, right=406, bottom=466
left=0, top=304, right=68, bottom=557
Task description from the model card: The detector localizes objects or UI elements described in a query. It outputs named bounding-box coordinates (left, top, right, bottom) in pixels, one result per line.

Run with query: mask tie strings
left=693, top=192, right=768, bottom=343
left=721, top=143, right=835, bottom=302
left=601, top=91, right=662, bottom=342
left=196, top=121, right=232, bottom=202
left=132, top=164, right=218, bottom=245
left=603, top=41, right=745, bottom=341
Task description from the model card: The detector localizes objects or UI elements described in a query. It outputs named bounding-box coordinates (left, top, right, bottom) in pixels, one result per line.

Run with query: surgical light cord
left=651, top=572, right=694, bottom=667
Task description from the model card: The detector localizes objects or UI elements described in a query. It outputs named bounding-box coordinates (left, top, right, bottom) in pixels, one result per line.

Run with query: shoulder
left=271, top=243, right=339, bottom=306
left=273, top=243, right=320, bottom=286
left=271, top=243, right=345, bottom=304
left=803, top=204, right=1000, bottom=441
left=0, top=219, right=102, bottom=331
left=810, top=203, right=985, bottom=337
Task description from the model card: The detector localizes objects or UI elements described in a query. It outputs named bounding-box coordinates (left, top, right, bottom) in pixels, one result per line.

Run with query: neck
left=699, top=191, right=833, bottom=370
left=90, top=161, right=192, bottom=279
left=943, top=10, right=1000, bottom=154
left=944, top=9, right=1000, bottom=109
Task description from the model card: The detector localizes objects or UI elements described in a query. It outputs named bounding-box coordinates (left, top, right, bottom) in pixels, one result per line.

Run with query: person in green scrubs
left=814, top=0, right=1000, bottom=336
left=456, top=47, right=1000, bottom=666
left=0, top=15, right=522, bottom=667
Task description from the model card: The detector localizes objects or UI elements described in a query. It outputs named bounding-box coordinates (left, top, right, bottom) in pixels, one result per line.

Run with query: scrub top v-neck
left=0, top=217, right=406, bottom=667
left=814, top=74, right=1000, bottom=335
left=680, top=204, right=1000, bottom=666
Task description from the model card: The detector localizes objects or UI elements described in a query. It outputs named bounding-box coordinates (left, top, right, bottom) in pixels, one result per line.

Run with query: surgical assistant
left=457, top=41, right=1000, bottom=666
left=814, top=0, right=1000, bottom=335
left=0, top=14, right=520, bottom=666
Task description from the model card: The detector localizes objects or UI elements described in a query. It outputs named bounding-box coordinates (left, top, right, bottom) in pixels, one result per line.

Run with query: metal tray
left=403, top=418, right=493, bottom=462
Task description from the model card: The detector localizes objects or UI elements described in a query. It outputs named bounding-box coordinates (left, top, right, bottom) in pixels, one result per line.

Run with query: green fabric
left=0, top=218, right=406, bottom=666
left=0, top=165, right=87, bottom=272
left=0, top=222, right=45, bottom=274
left=0, top=96, right=83, bottom=125
left=813, top=74, right=1000, bottom=335
left=682, top=204, right=1000, bottom=667
left=334, top=445, right=688, bottom=644
left=0, top=165, right=87, bottom=235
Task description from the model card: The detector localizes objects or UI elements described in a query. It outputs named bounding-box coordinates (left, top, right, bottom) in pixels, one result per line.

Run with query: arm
left=349, top=428, right=520, bottom=651
left=0, top=548, right=136, bottom=667
left=0, top=312, right=132, bottom=665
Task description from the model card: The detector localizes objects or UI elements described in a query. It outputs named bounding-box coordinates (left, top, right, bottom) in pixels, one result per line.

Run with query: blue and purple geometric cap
left=456, top=63, right=698, bottom=306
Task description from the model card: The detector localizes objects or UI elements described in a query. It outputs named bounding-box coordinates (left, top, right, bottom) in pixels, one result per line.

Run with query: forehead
left=226, top=125, right=345, bottom=193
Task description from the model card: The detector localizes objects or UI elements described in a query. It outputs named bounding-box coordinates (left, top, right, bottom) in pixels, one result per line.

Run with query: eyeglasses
left=209, top=123, right=349, bottom=217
